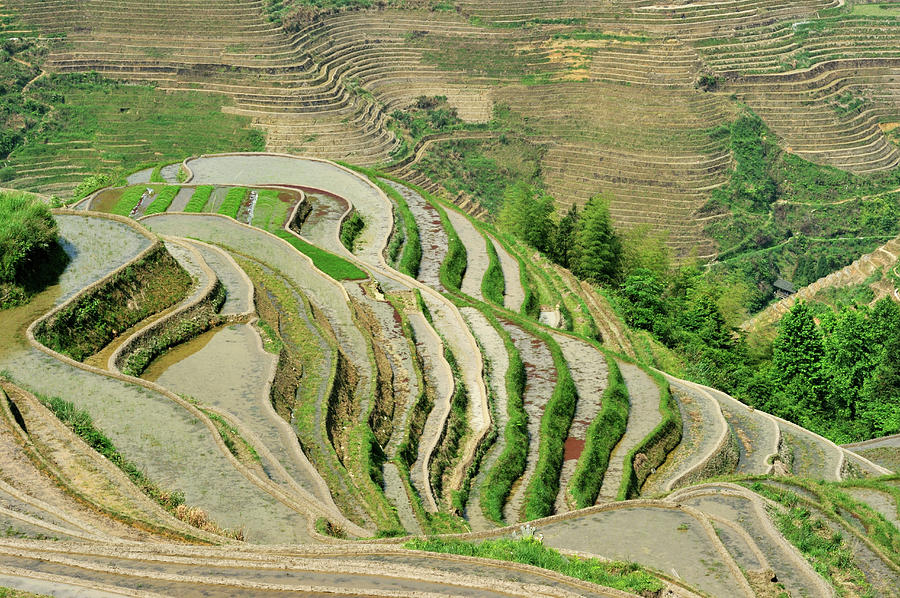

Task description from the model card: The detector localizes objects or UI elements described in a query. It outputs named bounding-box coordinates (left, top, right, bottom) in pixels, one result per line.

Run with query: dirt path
left=642, top=379, right=728, bottom=494
left=490, top=237, right=525, bottom=312
left=407, top=312, right=454, bottom=513
left=549, top=332, right=607, bottom=514
left=459, top=307, right=509, bottom=532
left=445, top=209, right=489, bottom=302
left=596, top=363, right=661, bottom=502
left=500, top=321, right=557, bottom=524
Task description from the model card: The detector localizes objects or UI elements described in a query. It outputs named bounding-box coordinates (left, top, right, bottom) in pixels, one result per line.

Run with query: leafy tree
left=860, top=328, right=900, bottom=437
left=771, top=301, right=825, bottom=419
left=620, top=224, right=671, bottom=279
left=820, top=306, right=876, bottom=421
left=497, top=182, right=555, bottom=253
left=572, top=195, right=622, bottom=285
left=549, top=203, right=578, bottom=269
left=620, top=268, right=666, bottom=332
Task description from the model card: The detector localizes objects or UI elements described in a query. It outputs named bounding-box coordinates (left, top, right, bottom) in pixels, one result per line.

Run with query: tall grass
left=568, top=357, right=628, bottom=507
left=340, top=211, right=365, bottom=251
left=437, top=205, right=467, bottom=291
left=184, top=185, right=214, bottom=212
left=0, top=191, right=57, bottom=283
left=274, top=230, right=367, bottom=281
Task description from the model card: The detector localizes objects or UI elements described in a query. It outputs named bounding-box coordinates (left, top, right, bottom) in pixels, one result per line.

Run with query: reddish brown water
left=563, top=437, right=585, bottom=461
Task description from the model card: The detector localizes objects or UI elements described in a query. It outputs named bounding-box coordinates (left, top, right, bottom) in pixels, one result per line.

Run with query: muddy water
left=88, top=187, right=125, bottom=213
left=445, top=209, right=489, bottom=302
left=682, top=492, right=823, bottom=597
left=550, top=333, right=607, bottom=513
left=126, top=167, right=153, bottom=185
left=703, top=385, right=777, bottom=475
left=490, top=236, right=525, bottom=312
left=300, top=191, right=348, bottom=255
left=168, top=187, right=195, bottom=212
left=148, top=324, right=324, bottom=503
left=206, top=186, right=229, bottom=213
left=1, top=219, right=311, bottom=544
left=383, top=463, right=422, bottom=535
left=460, top=307, right=509, bottom=531
left=597, top=362, right=661, bottom=502
left=500, top=320, right=557, bottom=524
left=538, top=506, right=743, bottom=598
left=384, top=179, right=448, bottom=292
left=187, top=243, right=252, bottom=315
left=141, top=326, right=222, bottom=382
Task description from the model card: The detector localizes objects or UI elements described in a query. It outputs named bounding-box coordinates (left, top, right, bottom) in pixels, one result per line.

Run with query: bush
left=0, top=191, right=57, bottom=284
left=73, top=174, right=112, bottom=200
left=339, top=211, right=365, bottom=251
left=184, top=185, right=213, bottom=212
left=568, top=358, right=629, bottom=507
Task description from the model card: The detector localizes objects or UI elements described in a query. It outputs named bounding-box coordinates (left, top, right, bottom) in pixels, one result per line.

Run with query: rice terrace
left=3, top=0, right=900, bottom=596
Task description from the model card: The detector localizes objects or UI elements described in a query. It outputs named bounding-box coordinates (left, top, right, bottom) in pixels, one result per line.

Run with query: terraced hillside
left=0, top=153, right=897, bottom=597
left=4, top=0, right=899, bottom=266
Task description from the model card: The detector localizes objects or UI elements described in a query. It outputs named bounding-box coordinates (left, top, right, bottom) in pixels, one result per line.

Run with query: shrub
left=73, top=174, right=112, bottom=200
left=0, top=191, right=57, bottom=283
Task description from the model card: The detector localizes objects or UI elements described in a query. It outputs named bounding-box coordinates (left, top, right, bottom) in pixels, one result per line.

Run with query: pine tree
left=572, top=196, right=622, bottom=285
left=549, top=203, right=578, bottom=269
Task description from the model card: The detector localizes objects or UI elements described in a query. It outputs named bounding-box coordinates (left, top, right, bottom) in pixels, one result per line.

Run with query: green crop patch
left=274, top=230, right=367, bottom=280
left=184, top=186, right=214, bottom=213
left=110, top=186, right=147, bottom=217
left=217, top=187, right=249, bottom=219
left=143, top=186, right=180, bottom=215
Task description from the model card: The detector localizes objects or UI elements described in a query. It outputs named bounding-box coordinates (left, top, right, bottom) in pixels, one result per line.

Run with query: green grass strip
left=250, top=189, right=290, bottom=230
left=481, top=237, right=505, bottom=305
left=274, top=230, right=367, bottom=281
left=479, top=314, right=527, bottom=524
left=567, top=357, right=628, bottom=508
left=143, top=186, right=180, bottom=215
left=217, top=187, right=248, bottom=219
left=183, top=185, right=214, bottom=213
left=435, top=202, right=467, bottom=291
left=110, top=186, right=145, bottom=217
left=406, top=537, right=664, bottom=595
left=617, top=370, right=681, bottom=500
left=522, top=335, right=577, bottom=521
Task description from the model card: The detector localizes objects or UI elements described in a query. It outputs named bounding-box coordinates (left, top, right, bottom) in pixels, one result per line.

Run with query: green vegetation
left=0, top=191, right=64, bottom=309
left=429, top=347, right=469, bottom=504
left=143, top=186, right=180, bottom=215
left=256, top=319, right=283, bottom=354
left=10, top=72, right=264, bottom=194
left=250, top=189, right=291, bottom=231
left=339, top=211, right=365, bottom=251
left=523, top=338, right=578, bottom=520
left=618, top=374, right=680, bottom=500
left=73, top=174, right=113, bottom=201
left=439, top=207, right=468, bottom=292
left=110, top=186, right=147, bottom=217
left=414, top=136, right=546, bottom=214
left=568, top=358, right=629, bottom=507
left=40, top=393, right=186, bottom=512
left=749, top=482, right=874, bottom=596
left=204, top=410, right=261, bottom=464
left=480, top=321, right=527, bottom=524
left=274, top=229, right=367, bottom=281
left=184, top=186, right=214, bottom=213
left=481, top=239, right=505, bottom=305
left=850, top=3, right=900, bottom=16
left=406, top=537, right=664, bottom=595
left=217, top=187, right=248, bottom=219
left=33, top=244, right=192, bottom=361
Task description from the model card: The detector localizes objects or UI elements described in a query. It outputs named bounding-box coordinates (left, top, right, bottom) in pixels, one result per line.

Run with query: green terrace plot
left=851, top=3, right=900, bottom=17
left=6, top=75, right=264, bottom=195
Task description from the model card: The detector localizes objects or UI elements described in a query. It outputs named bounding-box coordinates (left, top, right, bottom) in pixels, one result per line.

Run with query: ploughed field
left=0, top=153, right=897, bottom=597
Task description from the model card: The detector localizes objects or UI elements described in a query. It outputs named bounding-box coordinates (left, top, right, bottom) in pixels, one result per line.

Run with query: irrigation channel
left=1, top=153, right=896, bottom=597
